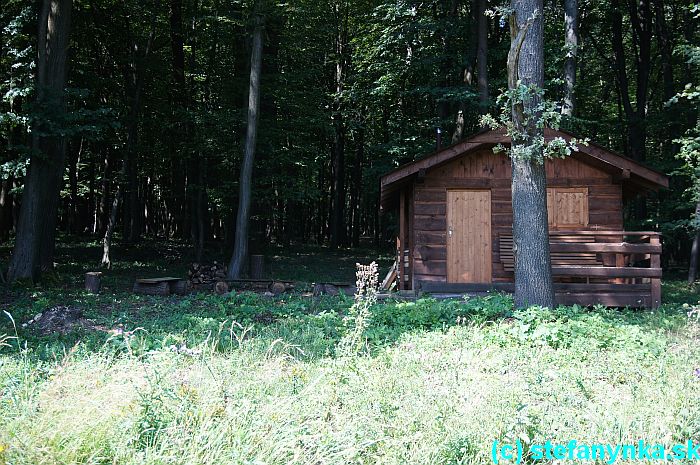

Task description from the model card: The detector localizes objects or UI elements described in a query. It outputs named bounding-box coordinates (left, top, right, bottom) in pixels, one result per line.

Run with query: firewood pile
left=187, top=261, right=294, bottom=295
left=188, top=262, right=227, bottom=289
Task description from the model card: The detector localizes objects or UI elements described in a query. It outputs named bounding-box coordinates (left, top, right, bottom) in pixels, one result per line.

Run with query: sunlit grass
left=1, top=290, right=700, bottom=464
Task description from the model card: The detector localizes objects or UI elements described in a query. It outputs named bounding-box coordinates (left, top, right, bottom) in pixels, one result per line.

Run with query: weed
left=338, top=262, right=379, bottom=357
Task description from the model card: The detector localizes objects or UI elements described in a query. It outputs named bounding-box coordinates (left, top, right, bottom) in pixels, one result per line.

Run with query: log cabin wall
left=410, top=148, right=624, bottom=287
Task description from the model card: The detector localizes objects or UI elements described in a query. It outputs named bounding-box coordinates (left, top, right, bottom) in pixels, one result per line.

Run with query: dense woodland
left=0, top=0, right=699, bottom=281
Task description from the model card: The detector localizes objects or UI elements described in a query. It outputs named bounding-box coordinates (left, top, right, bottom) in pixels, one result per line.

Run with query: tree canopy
left=0, top=0, right=698, bottom=274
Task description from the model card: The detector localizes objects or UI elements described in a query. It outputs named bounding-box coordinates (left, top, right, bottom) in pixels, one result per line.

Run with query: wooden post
left=407, top=186, right=414, bottom=290
left=615, top=253, right=626, bottom=285
left=250, top=254, right=265, bottom=279
left=650, top=235, right=661, bottom=308
left=398, top=190, right=406, bottom=290
left=85, top=272, right=102, bottom=293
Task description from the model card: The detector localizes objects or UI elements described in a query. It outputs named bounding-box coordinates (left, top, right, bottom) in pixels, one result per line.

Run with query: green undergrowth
left=1, top=287, right=700, bottom=464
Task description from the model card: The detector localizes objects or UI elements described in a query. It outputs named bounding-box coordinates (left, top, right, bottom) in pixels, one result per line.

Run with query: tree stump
left=250, top=255, right=265, bottom=279
left=85, top=272, right=102, bottom=293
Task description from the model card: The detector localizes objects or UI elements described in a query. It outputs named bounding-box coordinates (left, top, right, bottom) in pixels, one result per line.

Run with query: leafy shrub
left=365, top=293, right=512, bottom=345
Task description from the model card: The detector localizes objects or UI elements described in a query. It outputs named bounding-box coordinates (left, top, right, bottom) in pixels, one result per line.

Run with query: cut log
left=215, top=281, right=229, bottom=295
left=313, top=283, right=338, bottom=296
left=250, top=254, right=265, bottom=279
left=85, top=272, right=102, bottom=293
left=269, top=281, right=286, bottom=295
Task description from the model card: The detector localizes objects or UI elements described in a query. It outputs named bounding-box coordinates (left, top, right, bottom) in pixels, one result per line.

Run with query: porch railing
left=499, top=231, right=662, bottom=308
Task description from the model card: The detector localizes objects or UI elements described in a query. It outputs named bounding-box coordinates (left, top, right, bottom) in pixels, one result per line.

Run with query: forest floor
left=2, top=241, right=700, bottom=464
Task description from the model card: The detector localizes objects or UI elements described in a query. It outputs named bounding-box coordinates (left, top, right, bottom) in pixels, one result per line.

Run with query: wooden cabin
left=380, top=128, right=669, bottom=308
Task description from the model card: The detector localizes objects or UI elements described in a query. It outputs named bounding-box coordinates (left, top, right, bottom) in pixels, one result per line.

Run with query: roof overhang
left=380, top=127, right=669, bottom=211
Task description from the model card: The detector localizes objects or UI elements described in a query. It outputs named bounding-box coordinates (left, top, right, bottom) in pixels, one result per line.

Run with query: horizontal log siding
left=411, top=149, right=624, bottom=285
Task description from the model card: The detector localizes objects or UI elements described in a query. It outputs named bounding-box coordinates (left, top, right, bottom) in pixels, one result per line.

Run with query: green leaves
left=480, top=82, right=589, bottom=163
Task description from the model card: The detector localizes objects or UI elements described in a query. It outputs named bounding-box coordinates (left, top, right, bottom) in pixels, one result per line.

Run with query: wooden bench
left=499, top=233, right=602, bottom=273
left=133, top=277, right=188, bottom=296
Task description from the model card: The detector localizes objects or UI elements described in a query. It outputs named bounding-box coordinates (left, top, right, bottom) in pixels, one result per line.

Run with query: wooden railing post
left=650, top=235, right=661, bottom=308
left=398, top=190, right=406, bottom=290
left=396, top=237, right=402, bottom=290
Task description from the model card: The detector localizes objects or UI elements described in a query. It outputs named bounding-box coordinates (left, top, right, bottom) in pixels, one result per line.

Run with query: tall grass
left=1, top=291, right=700, bottom=464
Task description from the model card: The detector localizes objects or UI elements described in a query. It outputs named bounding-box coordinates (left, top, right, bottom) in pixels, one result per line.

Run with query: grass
left=2, top=243, right=700, bottom=464
left=2, top=292, right=700, bottom=464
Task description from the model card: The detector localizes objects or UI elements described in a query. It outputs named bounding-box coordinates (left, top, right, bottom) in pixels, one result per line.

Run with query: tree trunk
left=611, top=0, right=651, bottom=163
left=476, top=0, right=489, bottom=111
left=509, top=0, right=556, bottom=309
left=0, top=180, right=10, bottom=241
left=654, top=0, right=674, bottom=102
left=122, top=17, right=156, bottom=243
left=330, top=2, right=348, bottom=248
left=562, top=0, right=577, bottom=116
left=8, top=0, right=73, bottom=282
left=689, top=200, right=700, bottom=283
left=610, top=0, right=652, bottom=221
left=96, top=148, right=111, bottom=234
left=67, top=137, right=84, bottom=234
left=102, top=19, right=155, bottom=267
left=654, top=0, right=680, bottom=155
left=169, top=0, right=189, bottom=243
left=227, top=9, right=264, bottom=280
left=351, top=119, right=364, bottom=247
left=452, top=0, right=477, bottom=143
left=101, top=166, right=123, bottom=268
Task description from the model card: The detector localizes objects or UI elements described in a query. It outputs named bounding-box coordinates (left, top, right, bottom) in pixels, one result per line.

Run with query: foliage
left=481, top=81, right=588, bottom=162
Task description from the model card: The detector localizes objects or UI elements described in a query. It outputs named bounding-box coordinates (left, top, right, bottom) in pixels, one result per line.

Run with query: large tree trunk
left=8, top=0, right=73, bottom=282
left=562, top=0, right=577, bottom=116
left=509, top=0, right=556, bottom=309
left=227, top=9, right=264, bottom=279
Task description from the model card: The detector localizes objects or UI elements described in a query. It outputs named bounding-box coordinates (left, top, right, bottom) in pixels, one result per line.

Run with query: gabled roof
left=380, top=127, right=669, bottom=210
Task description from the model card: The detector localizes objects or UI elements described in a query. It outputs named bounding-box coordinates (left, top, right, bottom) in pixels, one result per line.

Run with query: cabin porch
left=398, top=230, right=662, bottom=308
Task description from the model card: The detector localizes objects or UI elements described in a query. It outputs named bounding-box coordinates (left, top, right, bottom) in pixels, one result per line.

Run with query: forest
left=3, top=1, right=700, bottom=463
left=1, top=0, right=698, bottom=282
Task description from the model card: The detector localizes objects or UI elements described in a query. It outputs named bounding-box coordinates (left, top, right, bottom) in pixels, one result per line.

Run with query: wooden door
left=547, top=188, right=589, bottom=229
left=447, top=190, right=492, bottom=283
